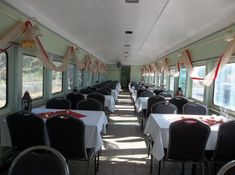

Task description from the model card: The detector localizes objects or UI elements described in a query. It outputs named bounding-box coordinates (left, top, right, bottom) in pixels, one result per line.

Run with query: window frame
left=212, top=60, right=235, bottom=112
left=0, top=51, right=8, bottom=109
left=68, top=63, right=75, bottom=91
left=22, top=54, right=45, bottom=100
left=190, top=64, right=206, bottom=102
left=178, top=67, right=187, bottom=96
left=51, top=60, right=63, bottom=94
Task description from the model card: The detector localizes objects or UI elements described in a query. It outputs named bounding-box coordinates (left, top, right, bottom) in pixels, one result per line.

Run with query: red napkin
left=38, top=110, right=86, bottom=119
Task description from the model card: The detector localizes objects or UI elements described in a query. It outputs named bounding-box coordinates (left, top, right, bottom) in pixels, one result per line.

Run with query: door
left=120, top=66, right=130, bottom=89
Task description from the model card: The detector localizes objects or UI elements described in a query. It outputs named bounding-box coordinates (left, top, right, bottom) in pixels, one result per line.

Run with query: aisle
left=98, top=91, right=151, bottom=175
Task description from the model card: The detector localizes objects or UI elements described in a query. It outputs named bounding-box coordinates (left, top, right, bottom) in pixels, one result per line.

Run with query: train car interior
left=0, top=0, right=235, bottom=174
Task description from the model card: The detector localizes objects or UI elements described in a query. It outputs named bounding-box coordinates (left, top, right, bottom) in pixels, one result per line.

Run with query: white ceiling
left=6, top=0, right=235, bottom=65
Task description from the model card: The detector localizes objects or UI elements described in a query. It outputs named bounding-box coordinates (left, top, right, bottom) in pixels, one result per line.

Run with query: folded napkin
left=38, top=110, right=86, bottom=119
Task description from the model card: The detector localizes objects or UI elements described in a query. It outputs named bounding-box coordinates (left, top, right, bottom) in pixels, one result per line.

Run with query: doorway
left=120, top=66, right=130, bottom=89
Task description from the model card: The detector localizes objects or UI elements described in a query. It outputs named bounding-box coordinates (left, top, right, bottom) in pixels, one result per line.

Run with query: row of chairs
left=6, top=111, right=98, bottom=175
left=46, top=93, right=104, bottom=111
left=140, top=96, right=208, bottom=129
left=155, top=119, right=235, bottom=175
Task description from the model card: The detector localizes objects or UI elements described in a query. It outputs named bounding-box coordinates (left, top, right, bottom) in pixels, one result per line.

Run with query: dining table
left=135, top=97, right=148, bottom=113
left=144, top=113, right=227, bottom=161
left=0, top=108, right=108, bottom=151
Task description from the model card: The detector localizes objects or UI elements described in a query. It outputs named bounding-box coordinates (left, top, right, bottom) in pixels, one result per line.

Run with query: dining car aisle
left=98, top=90, right=151, bottom=175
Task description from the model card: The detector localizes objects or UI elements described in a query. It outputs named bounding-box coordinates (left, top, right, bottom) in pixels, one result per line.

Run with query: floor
left=98, top=90, right=204, bottom=175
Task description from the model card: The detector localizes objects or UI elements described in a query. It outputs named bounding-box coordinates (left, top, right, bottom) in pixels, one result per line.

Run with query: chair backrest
left=167, top=118, right=210, bottom=161
left=151, top=101, right=178, bottom=114
left=46, top=97, right=71, bottom=109
left=140, top=90, right=155, bottom=97
left=153, top=89, right=163, bottom=95
left=76, top=98, right=103, bottom=111
left=46, top=115, right=87, bottom=159
left=6, top=111, right=45, bottom=151
left=66, top=92, right=84, bottom=110
left=159, top=91, right=173, bottom=98
left=183, top=102, right=208, bottom=115
left=212, top=120, right=235, bottom=161
left=97, top=88, right=111, bottom=95
left=146, top=96, right=165, bottom=117
left=87, top=92, right=105, bottom=111
left=103, top=87, right=112, bottom=94
left=79, top=88, right=93, bottom=94
left=8, top=145, right=69, bottom=175
left=217, top=160, right=235, bottom=175
left=137, top=89, right=147, bottom=98
left=169, top=97, right=188, bottom=114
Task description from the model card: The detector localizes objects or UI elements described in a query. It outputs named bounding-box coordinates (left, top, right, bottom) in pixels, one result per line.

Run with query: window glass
left=0, top=52, right=7, bottom=107
left=52, top=61, right=62, bottom=93
left=78, top=69, right=83, bottom=88
left=169, top=76, right=174, bottom=91
left=163, top=72, right=168, bottom=88
left=178, top=68, right=187, bottom=95
left=158, top=74, right=161, bottom=87
left=191, top=66, right=206, bottom=101
left=214, top=63, right=235, bottom=111
left=68, top=64, right=75, bottom=90
left=22, top=55, right=43, bottom=99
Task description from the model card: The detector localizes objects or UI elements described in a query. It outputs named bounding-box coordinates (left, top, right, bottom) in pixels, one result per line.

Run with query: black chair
left=137, top=89, right=147, bottom=98
left=46, top=115, right=96, bottom=175
left=161, top=118, right=210, bottom=175
left=6, top=111, right=45, bottom=151
left=183, top=102, right=208, bottom=115
left=97, top=88, right=110, bottom=95
left=77, top=98, right=103, bottom=111
left=153, top=89, right=163, bottom=95
left=46, top=97, right=71, bottom=109
left=8, top=145, right=69, bottom=175
left=159, top=91, right=173, bottom=98
left=217, top=160, right=235, bottom=175
left=87, top=92, right=105, bottom=111
left=66, top=92, right=85, bottom=110
left=79, top=88, right=93, bottom=94
left=141, top=96, right=165, bottom=130
left=208, top=120, right=235, bottom=175
left=140, top=90, right=155, bottom=97
left=149, top=101, right=178, bottom=173
left=169, top=97, right=188, bottom=114
left=151, top=101, right=178, bottom=114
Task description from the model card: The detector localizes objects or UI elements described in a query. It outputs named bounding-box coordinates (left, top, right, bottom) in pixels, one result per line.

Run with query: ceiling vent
left=125, top=0, right=139, bottom=3
left=124, top=44, right=130, bottom=47
left=125, top=31, right=133, bottom=34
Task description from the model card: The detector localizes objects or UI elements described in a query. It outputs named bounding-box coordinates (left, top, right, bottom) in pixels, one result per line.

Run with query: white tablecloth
left=131, top=89, right=137, bottom=102
left=1, top=108, right=108, bottom=151
left=144, top=114, right=225, bottom=161
left=135, top=97, right=148, bottom=112
left=104, top=95, right=115, bottom=112
left=111, top=90, right=118, bottom=102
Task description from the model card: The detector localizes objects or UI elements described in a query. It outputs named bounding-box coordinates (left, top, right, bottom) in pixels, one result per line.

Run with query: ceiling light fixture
left=124, top=44, right=130, bottom=47
left=125, top=0, right=139, bottom=3
left=124, top=52, right=128, bottom=54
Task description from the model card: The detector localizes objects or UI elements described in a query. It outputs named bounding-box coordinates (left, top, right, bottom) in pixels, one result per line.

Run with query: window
left=68, top=64, right=75, bottom=90
left=22, top=55, right=43, bottom=99
left=178, top=68, right=187, bottom=96
left=169, top=76, right=174, bottom=91
left=163, top=72, right=168, bottom=88
left=78, top=69, right=83, bottom=88
left=52, top=61, right=62, bottom=93
left=0, top=52, right=7, bottom=107
left=214, top=63, right=235, bottom=111
left=191, top=65, right=206, bottom=101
